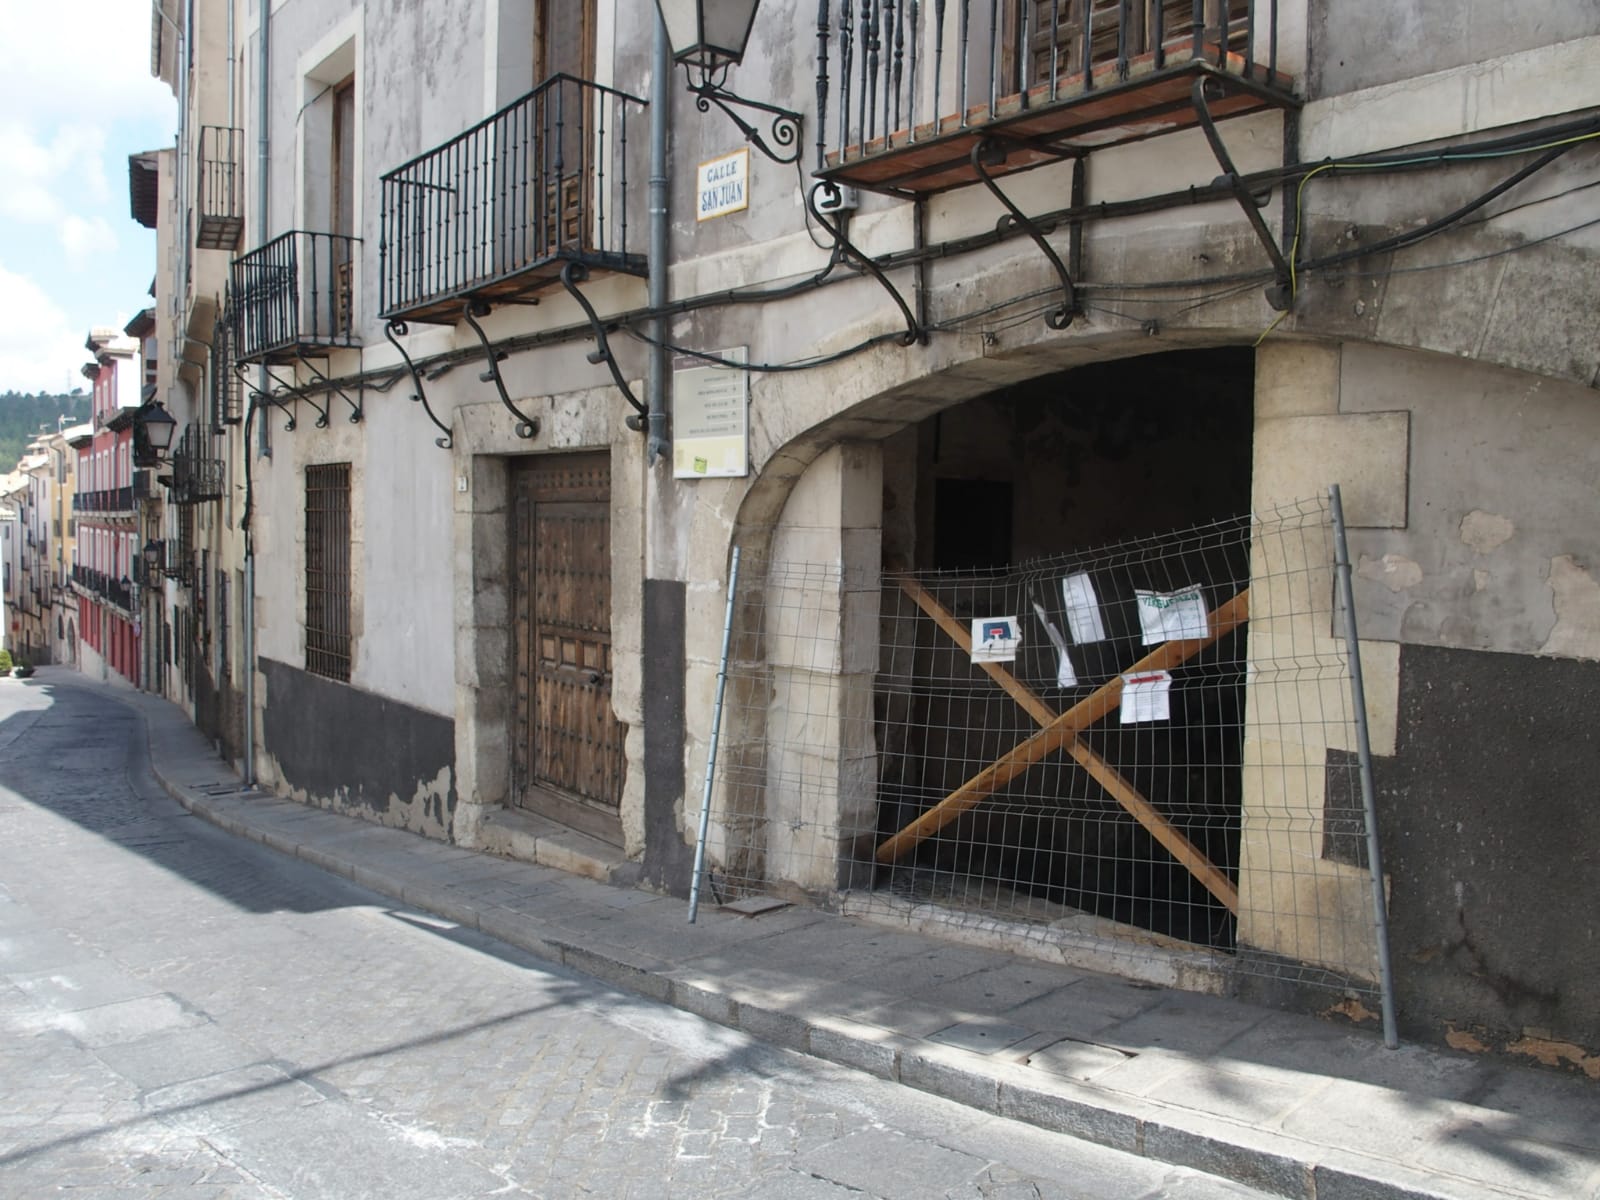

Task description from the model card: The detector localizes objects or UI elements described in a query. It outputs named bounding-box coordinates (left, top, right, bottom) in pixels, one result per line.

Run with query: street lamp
left=134, top=401, right=177, bottom=463
left=654, top=0, right=802, bottom=164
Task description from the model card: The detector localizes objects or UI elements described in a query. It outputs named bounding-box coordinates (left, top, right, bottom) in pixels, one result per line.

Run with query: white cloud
left=59, top=216, right=119, bottom=268
left=0, top=263, right=89, bottom=394
left=0, top=121, right=110, bottom=226
left=0, top=1, right=175, bottom=126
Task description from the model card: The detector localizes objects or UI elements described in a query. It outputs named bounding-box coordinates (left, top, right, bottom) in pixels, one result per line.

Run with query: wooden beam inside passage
left=889, top=577, right=1240, bottom=912
left=876, top=585, right=1250, bottom=882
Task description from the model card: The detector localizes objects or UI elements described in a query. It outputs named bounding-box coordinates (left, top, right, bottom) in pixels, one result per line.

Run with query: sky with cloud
left=0, top=1, right=176, bottom=395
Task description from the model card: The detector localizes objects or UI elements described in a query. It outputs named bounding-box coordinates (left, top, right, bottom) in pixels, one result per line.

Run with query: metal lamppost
left=654, top=0, right=803, bottom=164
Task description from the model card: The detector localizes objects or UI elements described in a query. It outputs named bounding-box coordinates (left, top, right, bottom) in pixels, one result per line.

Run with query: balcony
left=168, top=424, right=226, bottom=505
left=231, top=230, right=361, bottom=365
left=197, top=126, right=245, bottom=251
left=70, top=564, right=133, bottom=612
left=379, top=74, right=648, bottom=325
left=71, top=487, right=137, bottom=516
left=817, top=0, right=1296, bottom=195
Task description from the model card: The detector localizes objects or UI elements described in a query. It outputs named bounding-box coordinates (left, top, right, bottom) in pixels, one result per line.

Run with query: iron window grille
left=210, top=306, right=243, bottom=425
left=305, top=462, right=352, bottom=682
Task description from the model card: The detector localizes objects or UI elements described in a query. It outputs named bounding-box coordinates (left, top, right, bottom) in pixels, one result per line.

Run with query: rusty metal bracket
left=559, top=261, right=648, bottom=431
left=1193, top=76, right=1293, bottom=310
left=970, top=137, right=1079, bottom=330
left=383, top=321, right=452, bottom=449
left=462, top=299, right=539, bottom=439
left=807, top=181, right=922, bottom=346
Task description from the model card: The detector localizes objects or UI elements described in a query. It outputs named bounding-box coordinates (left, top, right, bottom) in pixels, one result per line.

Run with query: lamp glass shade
left=139, top=402, right=177, bottom=452
left=655, top=0, right=761, bottom=70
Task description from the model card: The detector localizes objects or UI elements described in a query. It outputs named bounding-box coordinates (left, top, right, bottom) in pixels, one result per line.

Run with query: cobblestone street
left=0, top=681, right=1273, bottom=1198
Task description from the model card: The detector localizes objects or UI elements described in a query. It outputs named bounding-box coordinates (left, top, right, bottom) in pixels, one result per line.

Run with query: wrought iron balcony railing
left=69, top=564, right=130, bottom=609
left=72, top=487, right=137, bottom=515
left=197, top=126, right=245, bottom=251
left=817, top=0, right=1295, bottom=194
left=231, top=230, right=361, bottom=364
left=379, top=73, right=648, bottom=324
left=165, top=537, right=192, bottom=587
left=168, top=424, right=226, bottom=505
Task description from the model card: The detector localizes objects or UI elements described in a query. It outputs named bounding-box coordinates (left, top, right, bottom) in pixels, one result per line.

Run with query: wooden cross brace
left=876, top=578, right=1247, bottom=915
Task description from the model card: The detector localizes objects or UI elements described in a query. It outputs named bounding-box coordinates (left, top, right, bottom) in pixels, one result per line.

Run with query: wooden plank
left=890, top=576, right=1239, bottom=912
left=875, top=587, right=1249, bottom=866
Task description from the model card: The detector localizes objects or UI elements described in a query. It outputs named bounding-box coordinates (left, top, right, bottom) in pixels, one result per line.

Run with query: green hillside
left=0, top=391, right=94, bottom=474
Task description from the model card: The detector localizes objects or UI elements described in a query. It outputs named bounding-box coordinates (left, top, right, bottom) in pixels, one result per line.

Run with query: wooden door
left=512, top=453, right=624, bottom=843
left=534, top=0, right=594, bottom=256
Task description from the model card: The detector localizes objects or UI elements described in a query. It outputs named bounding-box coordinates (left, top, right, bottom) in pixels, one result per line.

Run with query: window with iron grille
left=305, top=463, right=351, bottom=681
left=210, top=311, right=243, bottom=425
left=176, top=506, right=195, bottom=585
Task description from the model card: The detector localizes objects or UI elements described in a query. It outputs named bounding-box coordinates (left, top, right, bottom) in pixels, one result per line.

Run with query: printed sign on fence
left=1120, top=669, right=1174, bottom=723
left=1135, top=584, right=1209, bottom=645
left=1062, top=572, right=1107, bottom=643
left=970, top=615, right=1021, bottom=663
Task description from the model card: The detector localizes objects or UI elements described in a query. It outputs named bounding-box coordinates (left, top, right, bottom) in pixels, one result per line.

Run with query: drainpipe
left=646, top=11, right=671, bottom=464
left=242, top=0, right=269, bottom=789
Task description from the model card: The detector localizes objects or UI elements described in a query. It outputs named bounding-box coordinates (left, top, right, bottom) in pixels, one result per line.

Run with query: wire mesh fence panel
left=703, top=494, right=1382, bottom=999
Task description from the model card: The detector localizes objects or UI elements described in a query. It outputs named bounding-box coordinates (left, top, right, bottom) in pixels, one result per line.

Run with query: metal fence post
left=1329, top=484, right=1400, bottom=1049
left=689, top=547, right=741, bottom=924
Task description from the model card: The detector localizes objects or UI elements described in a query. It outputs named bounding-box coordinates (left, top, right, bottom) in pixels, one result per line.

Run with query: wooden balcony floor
left=383, top=249, right=648, bottom=327
left=819, top=51, right=1296, bottom=196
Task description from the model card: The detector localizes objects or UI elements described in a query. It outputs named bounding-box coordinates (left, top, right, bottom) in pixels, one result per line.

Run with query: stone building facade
left=154, top=0, right=1600, bottom=1068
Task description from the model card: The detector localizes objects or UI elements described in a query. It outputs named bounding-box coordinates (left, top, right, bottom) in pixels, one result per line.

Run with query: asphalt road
left=0, top=679, right=1273, bottom=1199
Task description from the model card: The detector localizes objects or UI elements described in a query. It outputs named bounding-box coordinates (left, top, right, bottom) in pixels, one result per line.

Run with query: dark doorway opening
left=875, top=347, right=1255, bottom=948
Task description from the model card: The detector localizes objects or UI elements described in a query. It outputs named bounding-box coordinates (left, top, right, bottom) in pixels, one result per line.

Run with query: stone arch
left=700, top=325, right=1264, bottom=903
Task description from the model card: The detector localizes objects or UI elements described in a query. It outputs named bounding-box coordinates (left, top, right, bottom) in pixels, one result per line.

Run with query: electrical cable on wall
left=267, top=117, right=1600, bottom=401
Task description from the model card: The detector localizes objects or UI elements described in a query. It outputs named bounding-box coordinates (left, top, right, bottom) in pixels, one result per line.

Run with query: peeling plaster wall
left=1253, top=338, right=1600, bottom=1062
left=1340, top=343, right=1600, bottom=659
left=260, top=656, right=456, bottom=838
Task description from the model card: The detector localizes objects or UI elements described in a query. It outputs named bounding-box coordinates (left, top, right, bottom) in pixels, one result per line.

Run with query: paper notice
left=970, top=615, right=1021, bottom=664
left=1061, top=572, right=1107, bottom=644
left=1031, top=601, right=1078, bottom=688
left=1135, top=584, right=1210, bottom=645
left=1120, top=670, right=1173, bottom=724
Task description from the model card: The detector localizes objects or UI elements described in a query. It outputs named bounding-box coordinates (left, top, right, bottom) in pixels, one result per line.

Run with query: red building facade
left=72, top=329, right=142, bottom=685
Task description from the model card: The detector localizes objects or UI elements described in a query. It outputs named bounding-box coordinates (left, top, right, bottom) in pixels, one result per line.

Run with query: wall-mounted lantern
left=654, top=0, right=803, bottom=164
left=133, top=401, right=177, bottom=465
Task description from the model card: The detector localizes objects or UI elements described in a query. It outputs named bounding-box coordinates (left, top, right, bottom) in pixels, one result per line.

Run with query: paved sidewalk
left=52, top=669, right=1600, bottom=1200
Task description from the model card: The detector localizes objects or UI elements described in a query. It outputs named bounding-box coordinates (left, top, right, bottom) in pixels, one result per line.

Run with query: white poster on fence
left=1135, top=584, right=1209, bottom=645
left=970, top=615, right=1021, bottom=663
left=1120, top=669, right=1173, bottom=723
left=1061, top=572, right=1107, bottom=644
left=1032, top=602, right=1078, bottom=688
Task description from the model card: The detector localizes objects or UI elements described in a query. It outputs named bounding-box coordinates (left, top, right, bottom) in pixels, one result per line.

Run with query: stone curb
left=144, top=760, right=1535, bottom=1200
